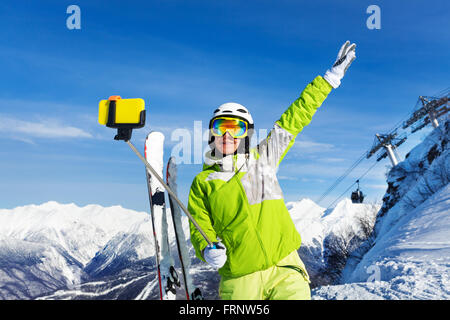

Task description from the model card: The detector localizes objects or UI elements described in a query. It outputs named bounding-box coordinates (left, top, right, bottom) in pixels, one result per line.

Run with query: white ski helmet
left=208, top=102, right=254, bottom=154
left=210, top=102, right=254, bottom=125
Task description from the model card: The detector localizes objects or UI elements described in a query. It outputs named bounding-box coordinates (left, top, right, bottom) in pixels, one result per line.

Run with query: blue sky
left=0, top=0, right=448, bottom=212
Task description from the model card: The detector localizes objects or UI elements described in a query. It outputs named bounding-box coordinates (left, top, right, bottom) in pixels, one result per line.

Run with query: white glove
left=203, top=242, right=227, bottom=269
left=323, top=40, right=356, bottom=89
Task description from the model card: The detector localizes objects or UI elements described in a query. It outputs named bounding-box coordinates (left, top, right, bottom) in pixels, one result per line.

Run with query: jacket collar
left=203, top=149, right=248, bottom=172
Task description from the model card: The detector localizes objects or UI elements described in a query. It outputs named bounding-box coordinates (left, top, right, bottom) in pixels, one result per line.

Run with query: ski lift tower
left=402, top=92, right=449, bottom=133
left=366, top=132, right=407, bottom=167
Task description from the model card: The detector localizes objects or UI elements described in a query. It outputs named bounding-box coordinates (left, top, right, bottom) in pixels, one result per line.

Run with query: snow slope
left=313, top=118, right=450, bottom=300
left=313, top=183, right=450, bottom=300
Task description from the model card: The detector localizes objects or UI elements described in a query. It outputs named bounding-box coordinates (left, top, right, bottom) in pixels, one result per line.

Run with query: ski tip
left=146, top=131, right=165, bottom=138
left=166, top=156, right=178, bottom=181
left=168, top=156, right=177, bottom=168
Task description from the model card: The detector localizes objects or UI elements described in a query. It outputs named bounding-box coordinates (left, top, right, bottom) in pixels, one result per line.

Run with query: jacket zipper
left=230, top=155, right=270, bottom=269
left=254, top=225, right=269, bottom=268
left=237, top=175, right=270, bottom=268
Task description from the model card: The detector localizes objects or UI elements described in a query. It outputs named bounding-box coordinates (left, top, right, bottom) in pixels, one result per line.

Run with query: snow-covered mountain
left=287, top=198, right=380, bottom=287
left=0, top=202, right=148, bottom=265
left=314, top=118, right=450, bottom=299
left=0, top=202, right=148, bottom=299
left=0, top=200, right=220, bottom=300
left=0, top=197, right=378, bottom=299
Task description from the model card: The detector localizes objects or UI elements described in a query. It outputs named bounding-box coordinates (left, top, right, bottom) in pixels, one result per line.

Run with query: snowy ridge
left=84, top=218, right=155, bottom=278
left=288, top=197, right=380, bottom=287
left=314, top=118, right=450, bottom=299
left=0, top=199, right=219, bottom=299
left=0, top=201, right=147, bottom=266
left=0, top=196, right=376, bottom=299
left=314, top=184, right=450, bottom=300
left=0, top=201, right=148, bottom=299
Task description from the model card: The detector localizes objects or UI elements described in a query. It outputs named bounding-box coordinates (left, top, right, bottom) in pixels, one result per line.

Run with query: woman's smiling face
left=214, top=132, right=242, bottom=156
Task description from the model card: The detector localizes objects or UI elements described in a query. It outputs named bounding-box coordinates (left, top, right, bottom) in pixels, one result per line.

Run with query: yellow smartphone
left=98, top=96, right=145, bottom=128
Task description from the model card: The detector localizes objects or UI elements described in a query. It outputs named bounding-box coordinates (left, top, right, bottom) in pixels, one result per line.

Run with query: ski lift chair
left=351, top=180, right=365, bottom=203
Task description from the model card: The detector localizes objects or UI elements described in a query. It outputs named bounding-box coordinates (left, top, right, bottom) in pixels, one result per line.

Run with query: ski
left=144, top=167, right=164, bottom=299
left=145, top=131, right=180, bottom=300
left=166, top=156, right=204, bottom=300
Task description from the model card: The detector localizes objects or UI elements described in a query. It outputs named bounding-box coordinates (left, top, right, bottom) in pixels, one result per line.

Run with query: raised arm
left=254, top=76, right=332, bottom=168
left=255, top=41, right=356, bottom=168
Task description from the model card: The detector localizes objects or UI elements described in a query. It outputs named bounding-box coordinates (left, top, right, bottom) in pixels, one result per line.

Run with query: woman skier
left=187, top=41, right=356, bottom=300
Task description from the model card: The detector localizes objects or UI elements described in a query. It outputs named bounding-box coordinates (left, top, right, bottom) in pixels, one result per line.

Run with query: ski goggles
left=210, top=117, right=249, bottom=138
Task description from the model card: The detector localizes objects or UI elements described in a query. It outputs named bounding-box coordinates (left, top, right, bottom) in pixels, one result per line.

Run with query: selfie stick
left=125, top=140, right=214, bottom=247
left=99, top=96, right=214, bottom=247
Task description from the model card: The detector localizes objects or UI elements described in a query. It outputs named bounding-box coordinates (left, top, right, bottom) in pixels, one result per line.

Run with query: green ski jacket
left=188, top=76, right=333, bottom=278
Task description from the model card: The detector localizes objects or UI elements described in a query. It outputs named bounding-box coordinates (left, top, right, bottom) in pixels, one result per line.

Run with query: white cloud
left=288, top=137, right=335, bottom=155
left=296, top=140, right=334, bottom=150
left=319, top=157, right=346, bottom=163
left=278, top=175, right=298, bottom=181
left=10, top=136, right=36, bottom=145
left=279, top=161, right=387, bottom=182
left=299, top=177, right=326, bottom=183
left=0, top=114, right=93, bottom=140
left=365, top=183, right=387, bottom=190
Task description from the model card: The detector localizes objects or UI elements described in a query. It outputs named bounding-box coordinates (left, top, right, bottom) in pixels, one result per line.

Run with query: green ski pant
left=219, top=250, right=311, bottom=300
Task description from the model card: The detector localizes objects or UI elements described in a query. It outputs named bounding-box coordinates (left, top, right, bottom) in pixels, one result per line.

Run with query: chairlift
left=351, top=179, right=365, bottom=203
